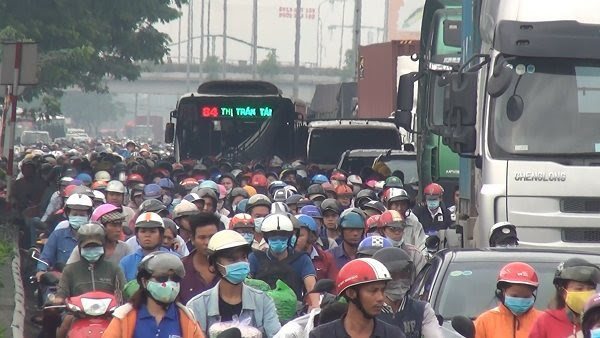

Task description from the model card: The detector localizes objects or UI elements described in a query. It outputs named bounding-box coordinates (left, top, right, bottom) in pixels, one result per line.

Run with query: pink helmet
left=91, top=203, right=123, bottom=223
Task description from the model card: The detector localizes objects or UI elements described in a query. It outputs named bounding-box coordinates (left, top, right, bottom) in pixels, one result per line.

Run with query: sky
left=155, top=0, right=424, bottom=69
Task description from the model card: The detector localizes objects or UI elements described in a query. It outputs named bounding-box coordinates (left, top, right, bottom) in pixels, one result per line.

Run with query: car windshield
left=490, top=57, right=600, bottom=156
left=378, top=157, right=418, bottom=183
left=309, top=128, right=401, bottom=165
left=21, top=132, right=51, bottom=145
left=436, top=261, right=559, bottom=320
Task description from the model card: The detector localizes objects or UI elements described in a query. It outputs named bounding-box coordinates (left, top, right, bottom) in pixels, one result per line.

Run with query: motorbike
left=29, top=247, right=63, bottom=338
left=45, top=291, right=118, bottom=338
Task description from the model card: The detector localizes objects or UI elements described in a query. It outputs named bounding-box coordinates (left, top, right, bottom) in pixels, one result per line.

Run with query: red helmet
left=180, top=177, right=199, bottom=189
left=335, top=184, right=353, bottom=196
left=251, top=173, right=268, bottom=188
left=379, top=210, right=405, bottom=228
left=366, top=215, right=381, bottom=232
left=126, top=173, right=144, bottom=185
left=382, top=188, right=410, bottom=204
left=336, top=258, right=392, bottom=296
left=497, top=262, right=539, bottom=288
left=229, top=213, right=255, bottom=230
left=424, top=183, right=444, bottom=196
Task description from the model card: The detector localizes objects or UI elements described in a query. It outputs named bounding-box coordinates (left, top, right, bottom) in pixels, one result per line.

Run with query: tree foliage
left=203, top=55, right=221, bottom=80
left=60, top=93, right=126, bottom=134
left=257, top=50, right=280, bottom=79
left=0, top=0, right=185, bottom=110
left=341, top=49, right=356, bottom=81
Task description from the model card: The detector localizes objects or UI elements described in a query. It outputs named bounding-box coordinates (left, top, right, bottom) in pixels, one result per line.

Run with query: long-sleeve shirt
left=41, top=191, right=62, bottom=222
left=37, top=227, right=78, bottom=271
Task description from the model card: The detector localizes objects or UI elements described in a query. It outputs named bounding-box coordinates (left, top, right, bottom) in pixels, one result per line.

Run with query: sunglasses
left=151, top=275, right=182, bottom=283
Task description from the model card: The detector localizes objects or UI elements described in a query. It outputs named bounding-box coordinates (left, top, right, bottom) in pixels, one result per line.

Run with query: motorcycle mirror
left=30, top=249, right=49, bottom=267
left=425, top=235, right=441, bottom=251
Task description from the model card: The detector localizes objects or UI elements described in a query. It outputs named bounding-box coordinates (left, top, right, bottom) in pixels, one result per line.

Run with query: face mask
left=385, top=279, right=411, bottom=302
left=269, top=238, right=288, bottom=254
left=254, top=217, right=264, bottom=233
left=81, top=246, right=104, bottom=263
left=590, top=328, right=600, bottom=338
left=241, top=233, right=254, bottom=245
left=146, top=280, right=180, bottom=304
left=386, top=237, right=404, bottom=247
left=565, top=290, right=595, bottom=314
left=219, top=261, right=250, bottom=285
left=426, top=199, right=440, bottom=210
left=69, top=215, right=89, bottom=230
left=504, top=296, right=535, bottom=315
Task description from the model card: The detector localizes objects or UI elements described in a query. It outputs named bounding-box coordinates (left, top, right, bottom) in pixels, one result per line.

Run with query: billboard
left=387, top=0, right=425, bottom=40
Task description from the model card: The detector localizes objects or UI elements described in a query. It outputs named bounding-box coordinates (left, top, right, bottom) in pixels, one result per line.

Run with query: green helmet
left=384, top=176, right=403, bottom=188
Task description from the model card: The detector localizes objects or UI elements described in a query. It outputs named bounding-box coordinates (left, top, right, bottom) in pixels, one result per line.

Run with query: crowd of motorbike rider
left=12, top=138, right=600, bottom=338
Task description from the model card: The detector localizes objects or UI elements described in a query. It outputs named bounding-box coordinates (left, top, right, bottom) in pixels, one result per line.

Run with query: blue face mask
left=241, top=233, right=254, bottom=245
left=219, top=261, right=250, bottom=285
left=69, top=215, right=89, bottom=230
left=81, top=246, right=104, bottom=263
left=426, top=199, right=440, bottom=210
left=268, top=237, right=288, bottom=254
left=504, top=296, right=535, bottom=315
left=591, top=328, right=600, bottom=338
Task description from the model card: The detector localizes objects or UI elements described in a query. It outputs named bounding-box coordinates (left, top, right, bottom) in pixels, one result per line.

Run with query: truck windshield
left=490, top=57, right=600, bottom=156
left=309, top=128, right=401, bottom=165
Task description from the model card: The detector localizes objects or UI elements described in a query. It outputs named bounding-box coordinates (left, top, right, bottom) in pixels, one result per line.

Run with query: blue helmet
left=338, top=211, right=365, bottom=229
left=236, top=199, right=249, bottom=214
left=299, top=205, right=322, bottom=219
left=311, top=174, right=329, bottom=185
left=198, top=180, right=219, bottom=195
left=143, top=184, right=162, bottom=200
left=268, top=180, right=287, bottom=196
left=76, top=173, right=92, bottom=185
left=295, top=214, right=318, bottom=233
left=158, top=178, right=175, bottom=190
left=357, top=236, right=392, bottom=257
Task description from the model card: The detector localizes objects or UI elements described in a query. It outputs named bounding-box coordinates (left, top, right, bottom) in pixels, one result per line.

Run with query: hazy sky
left=155, top=0, right=424, bottom=68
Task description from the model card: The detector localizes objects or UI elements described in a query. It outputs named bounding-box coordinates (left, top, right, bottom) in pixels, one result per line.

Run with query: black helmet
left=320, top=198, right=340, bottom=215
left=140, top=199, right=167, bottom=213
left=307, top=184, right=327, bottom=200
left=372, top=247, right=415, bottom=281
left=355, top=189, right=377, bottom=208
left=363, top=200, right=387, bottom=214
left=554, top=258, right=600, bottom=286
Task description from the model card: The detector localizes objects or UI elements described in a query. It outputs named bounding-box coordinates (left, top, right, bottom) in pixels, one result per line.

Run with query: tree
left=257, top=50, right=280, bottom=79
left=203, top=56, right=221, bottom=80
left=60, top=92, right=126, bottom=135
left=0, top=0, right=185, bottom=111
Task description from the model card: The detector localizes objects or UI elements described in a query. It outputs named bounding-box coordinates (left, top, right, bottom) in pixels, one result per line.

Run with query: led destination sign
left=200, top=105, right=273, bottom=119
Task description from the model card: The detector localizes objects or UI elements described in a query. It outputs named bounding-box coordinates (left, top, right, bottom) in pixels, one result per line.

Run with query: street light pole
left=352, top=0, right=361, bottom=81
left=338, top=0, right=347, bottom=69
left=222, top=0, right=228, bottom=79
left=252, top=0, right=258, bottom=79
left=316, top=0, right=330, bottom=67
left=293, top=0, right=301, bottom=100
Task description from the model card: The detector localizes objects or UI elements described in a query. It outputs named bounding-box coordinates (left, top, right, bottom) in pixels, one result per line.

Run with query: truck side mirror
left=450, top=126, right=476, bottom=155
left=165, top=123, right=175, bottom=143
left=395, top=72, right=422, bottom=131
left=445, top=72, right=478, bottom=126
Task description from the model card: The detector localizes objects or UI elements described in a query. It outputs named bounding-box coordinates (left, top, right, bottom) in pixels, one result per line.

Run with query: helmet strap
left=348, top=287, right=375, bottom=320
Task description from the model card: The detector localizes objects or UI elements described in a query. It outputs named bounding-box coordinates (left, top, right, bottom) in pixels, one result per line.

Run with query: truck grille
left=561, top=198, right=600, bottom=213
left=563, top=229, right=600, bottom=243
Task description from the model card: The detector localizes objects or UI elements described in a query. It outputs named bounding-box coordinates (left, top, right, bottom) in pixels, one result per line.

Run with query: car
left=409, top=248, right=600, bottom=334
left=337, top=148, right=418, bottom=184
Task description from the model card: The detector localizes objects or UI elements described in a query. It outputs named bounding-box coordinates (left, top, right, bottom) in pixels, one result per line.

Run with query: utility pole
left=293, top=0, right=302, bottom=99
left=186, top=1, right=192, bottom=91
left=352, top=0, right=362, bottom=81
left=222, top=0, right=228, bottom=79
left=338, top=0, right=347, bottom=69
left=383, top=0, right=389, bottom=42
left=252, top=0, right=258, bottom=79
left=207, top=0, right=211, bottom=58
left=190, top=0, right=194, bottom=65
left=178, top=14, right=182, bottom=64
left=200, top=0, right=205, bottom=77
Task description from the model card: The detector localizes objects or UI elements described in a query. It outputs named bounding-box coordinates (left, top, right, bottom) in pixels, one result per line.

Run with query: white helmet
left=348, top=175, right=363, bottom=186
left=106, top=180, right=126, bottom=194
left=94, top=171, right=111, bottom=182
left=93, top=190, right=106, bottom=203
left=135, top=212, right=165, bottom=229
left=65, top=194, right=93, bottom=211
left=207, top=230, right=249, bottom=255
left=261, top=214, right=294, bottom=233
left=172, top=200, right=199, bottom=219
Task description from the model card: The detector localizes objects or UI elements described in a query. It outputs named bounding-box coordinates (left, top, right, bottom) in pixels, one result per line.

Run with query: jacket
left=57, top=258, right=125, bottom=299
left=186, top=282, right=281, bottom=338
left=528, top=308, right=579, bottom=338
left=102, top=302, right=204, bottom=338
left=312, top=246, right=338, bottom=281
left=474, top=303, right=542, bottom=338
left=379, top=296, right=442, bottom=338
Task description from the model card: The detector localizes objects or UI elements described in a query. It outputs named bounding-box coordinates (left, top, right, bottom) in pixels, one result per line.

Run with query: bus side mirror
left=165, top=123, right=174, bottom=143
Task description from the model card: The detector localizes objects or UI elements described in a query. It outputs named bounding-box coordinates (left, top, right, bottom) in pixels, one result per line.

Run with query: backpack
left=253, top=250, right=306, bottom=300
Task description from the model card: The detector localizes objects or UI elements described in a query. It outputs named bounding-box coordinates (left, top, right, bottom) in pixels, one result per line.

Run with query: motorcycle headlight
left=80, top=297, right=112, bottom=316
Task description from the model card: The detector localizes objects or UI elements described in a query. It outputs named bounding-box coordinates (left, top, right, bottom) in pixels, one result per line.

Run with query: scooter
left=29, top=248, right=63, bottom=338
left=45, top=291, right=118, bottom=338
